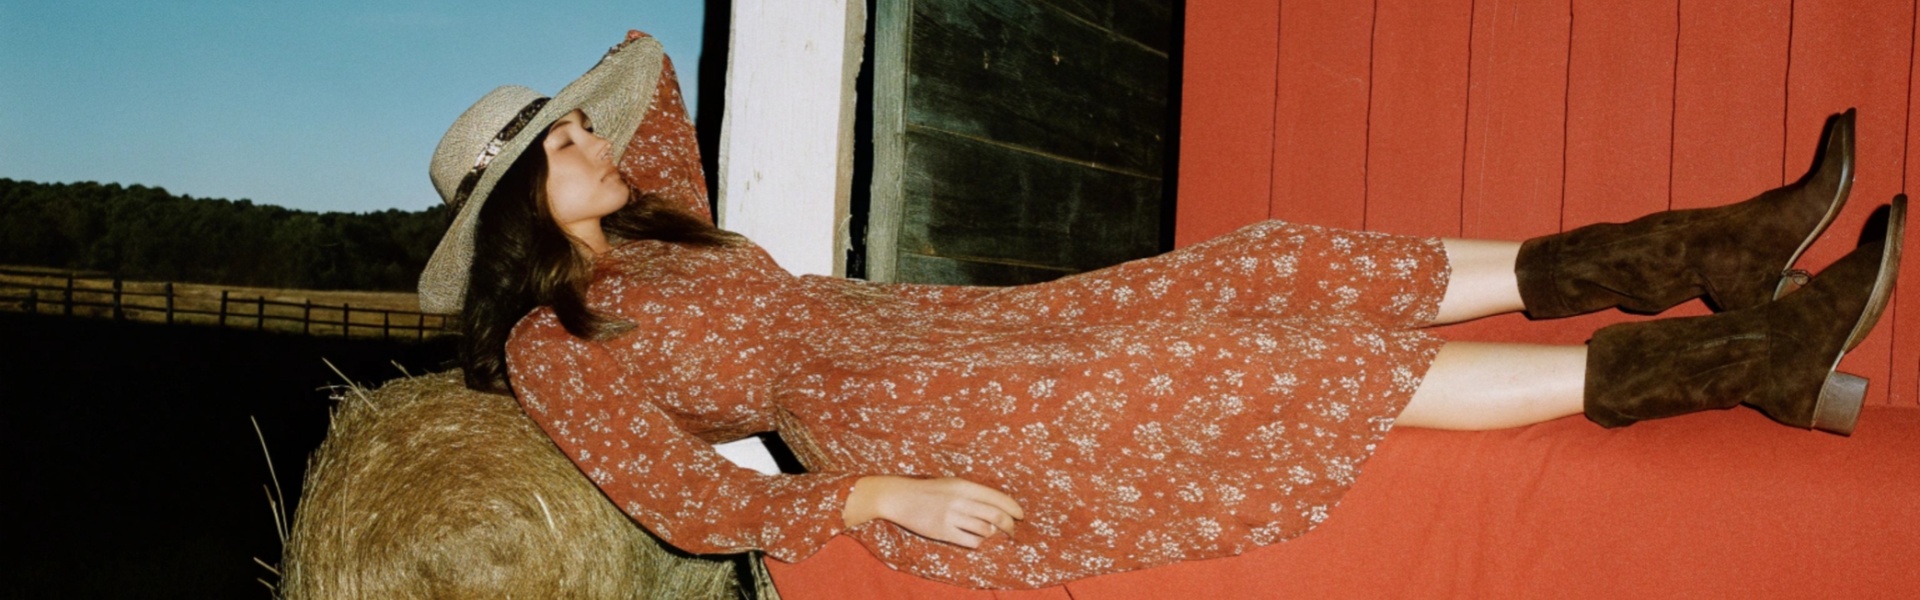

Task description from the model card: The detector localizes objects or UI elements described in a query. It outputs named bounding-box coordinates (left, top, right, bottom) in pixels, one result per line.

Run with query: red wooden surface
left=1174, top=0, right=1919, bottom=406
left=1671, top=0, right=1789, bottom=210
left=1270, top=0, right=1372, bottom=230
left=1365, top=0, right=1472, bottom=239
left=1901, top=3, right=1920, bottom=406
left=1171, top=0, right=1278, bottom=248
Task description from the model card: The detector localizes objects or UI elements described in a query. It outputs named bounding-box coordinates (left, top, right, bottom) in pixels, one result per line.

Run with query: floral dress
left=506, top=40, right=1453, bottom=589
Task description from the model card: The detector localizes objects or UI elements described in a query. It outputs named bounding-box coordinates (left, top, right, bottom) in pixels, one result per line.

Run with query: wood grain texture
left=1270, top=0, right=1373, bottom=230
left=1785, top=0, right=1915, bottom=406
left=897, top=128, right=1163, bottom=272
left=896, top=252, right=1078, bottom=286
left=1041, top=0, right=1176, bottom=53
left=1899, top=4, right=1920, bottom=407
left=1366, top=0, right=1472, bottom=238
left=1564, top=0, right=1677, bottom=226
left=1173, top=0, right=1278, bottom=247
left=718, top=0, right=863, bottom=276
left=1671, top=0, right=1790, bottom=210
left=907, top=0, right=1169, bottom=175
left=866, top=0, right=912, bottom=282
left=1460, top=0, right=1570, bottom=243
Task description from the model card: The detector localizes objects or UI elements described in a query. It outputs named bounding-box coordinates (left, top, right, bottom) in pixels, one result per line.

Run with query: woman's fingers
left=993, top=512, right=1019, bottom=539
left=949, top=478, right=1027, bottom=521
left=876, top=477, right=1028, bottom=549
left=953, top=500, right=1019, bottom=542
left=951, top=513, right=997, bottom=539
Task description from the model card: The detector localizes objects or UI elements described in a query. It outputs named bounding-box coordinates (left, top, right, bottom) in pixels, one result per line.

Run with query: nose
left=594, top=133, right=614, bottom=162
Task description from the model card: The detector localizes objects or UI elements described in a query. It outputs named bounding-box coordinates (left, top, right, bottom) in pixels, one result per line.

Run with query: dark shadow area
left=847, top=0, right=879, bottom=279
left=0, top=313, right=454, bottom=598
left=1160, top=0, right=1186, bottom=253
left=695, top=0, right=733, bottom=224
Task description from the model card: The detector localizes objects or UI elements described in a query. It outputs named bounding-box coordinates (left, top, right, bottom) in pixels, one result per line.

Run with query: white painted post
left=716, top=0, right=867, bottom=277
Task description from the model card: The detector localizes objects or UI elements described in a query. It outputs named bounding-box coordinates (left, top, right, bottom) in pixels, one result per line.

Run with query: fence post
left=256, top=296, right=265, bottom=331
left=112, top=277, right=124, bottom=321
left=164, top=282, right=174, bottom=325
left=343, top=303, right=352, bottom=337
left=25, top=289, right=37, bottom=314
left=219, top=290, right=229, bottom=327
left=419, top=314, right=427, bottom=341
left=64, top=275, right=74, bottom=316
left=382, top=311, right=391, bottom=341
left=303, top=300, right=312, bottom=335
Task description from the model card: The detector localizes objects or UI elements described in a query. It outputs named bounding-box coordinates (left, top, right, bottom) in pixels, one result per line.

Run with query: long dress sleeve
left=505, top=309, right=863, bottom=561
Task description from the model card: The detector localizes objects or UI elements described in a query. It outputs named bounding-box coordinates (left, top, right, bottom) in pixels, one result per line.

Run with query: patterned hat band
left=451, top=97, right=551, bottom=208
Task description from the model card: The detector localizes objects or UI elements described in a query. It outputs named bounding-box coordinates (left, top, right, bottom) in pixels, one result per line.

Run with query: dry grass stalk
left=280, top=371, right=763, bottom=599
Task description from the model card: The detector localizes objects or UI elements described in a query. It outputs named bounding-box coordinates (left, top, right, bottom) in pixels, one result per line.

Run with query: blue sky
left=0, top=0, right=706, bottom=213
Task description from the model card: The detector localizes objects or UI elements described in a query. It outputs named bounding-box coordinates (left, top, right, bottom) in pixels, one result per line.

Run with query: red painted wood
left=1458, top=0, right=1570, bottom=243
left=1564, top=0, right=1676, bottom=226
left=1270, top=0, right=1373, bottom=230
left=1785, top=0, right=1915, bottom=406
left=1366, top=0, right=1473, bottom=238
left=1898, top=5, right=1920, bottom=407
left=1671, top=0, right=1790, bottom=209
left=1173, top=0, right=1282, bottom=248
left=1171, top=0, right=1917, bottom=403
left=1430, top=0, right=1576, bottom=345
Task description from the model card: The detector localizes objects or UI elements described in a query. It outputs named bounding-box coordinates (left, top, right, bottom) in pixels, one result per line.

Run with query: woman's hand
left=843, top=475, right=1026, bottom=549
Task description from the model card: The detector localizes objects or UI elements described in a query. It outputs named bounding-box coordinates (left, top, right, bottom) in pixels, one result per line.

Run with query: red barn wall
left=1177, top=0, right=1920, bottom=408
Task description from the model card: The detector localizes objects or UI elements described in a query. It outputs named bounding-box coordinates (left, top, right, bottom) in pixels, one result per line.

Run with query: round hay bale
left=281, top=370, right=766, bottom=599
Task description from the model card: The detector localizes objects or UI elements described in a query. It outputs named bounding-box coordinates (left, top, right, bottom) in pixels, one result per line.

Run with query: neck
left=563, top=219, right=612, bottom=258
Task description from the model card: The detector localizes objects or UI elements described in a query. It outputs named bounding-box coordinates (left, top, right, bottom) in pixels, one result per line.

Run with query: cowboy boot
left=1583, top=196, right=1905, bottom=435
left=1516, top=109, right=1856, bottom=318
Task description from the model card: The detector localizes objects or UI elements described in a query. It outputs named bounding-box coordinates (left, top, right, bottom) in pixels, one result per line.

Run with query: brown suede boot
left=1517, top=109, right=1856, bottom=318
left=1583, top=196, right=1905, bottom=435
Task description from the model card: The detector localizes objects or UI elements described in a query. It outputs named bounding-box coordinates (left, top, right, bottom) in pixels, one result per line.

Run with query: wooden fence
left=0, top=269, right=454, bottom=341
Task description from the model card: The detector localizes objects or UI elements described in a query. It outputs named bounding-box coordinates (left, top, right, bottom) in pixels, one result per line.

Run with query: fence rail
left=0, top=268, right=454, bottom=341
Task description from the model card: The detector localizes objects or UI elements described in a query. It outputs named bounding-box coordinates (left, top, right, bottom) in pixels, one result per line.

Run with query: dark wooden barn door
left=865, top=0, right=1179, bottom=285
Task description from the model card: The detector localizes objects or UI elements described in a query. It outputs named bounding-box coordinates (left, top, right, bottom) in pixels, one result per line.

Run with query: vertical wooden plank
left=1460, top=0, right=1570, bottom=242
left=1896, top=2, right=1920, bottom=407
left=868, top=0, right=911, bottom=280
left=1175, top=0, right=1280, bottom=247
left=1786, top=0, right=1914, bottom=406
left=1366, top=0, right=1473, bottom=238
left=719, top=0, right=866, bottom=277
left=1436, top=0, right=1575, bottom=345
left=1270, top=0, right=1373, bottom=230
left=1671, top=0, right=1790, bottom=210
left=1564, top=0, right=1677, bottom=227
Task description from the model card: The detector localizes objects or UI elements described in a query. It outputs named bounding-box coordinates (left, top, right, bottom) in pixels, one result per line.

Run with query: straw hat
left=418, top=35, right=666, bottom=313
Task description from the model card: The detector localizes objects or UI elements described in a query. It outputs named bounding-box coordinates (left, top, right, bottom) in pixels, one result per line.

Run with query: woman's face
left=541, top=109, right=628, bottom=228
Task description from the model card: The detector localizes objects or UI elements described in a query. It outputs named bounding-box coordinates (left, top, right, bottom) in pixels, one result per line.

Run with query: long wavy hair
left=459, top=129, right=739, bottom=393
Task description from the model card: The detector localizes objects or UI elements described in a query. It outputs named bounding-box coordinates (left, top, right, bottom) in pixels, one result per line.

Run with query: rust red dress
left=505, top=44, right=1453, bottom=589
left=506, top=228, right=1452, bottom=589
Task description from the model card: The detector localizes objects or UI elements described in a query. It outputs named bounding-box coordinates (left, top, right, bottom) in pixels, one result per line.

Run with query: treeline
left=0, top=178, right=449, bottom=291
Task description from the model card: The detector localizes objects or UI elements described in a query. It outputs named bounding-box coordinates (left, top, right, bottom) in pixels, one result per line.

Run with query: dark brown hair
left=459, top=130, right=738, bottom=393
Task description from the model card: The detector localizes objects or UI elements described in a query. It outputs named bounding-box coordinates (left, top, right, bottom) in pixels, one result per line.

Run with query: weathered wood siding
left=868, top=0, right=1176, bottom=285
left=1179, top=0, right=1920, bottom=407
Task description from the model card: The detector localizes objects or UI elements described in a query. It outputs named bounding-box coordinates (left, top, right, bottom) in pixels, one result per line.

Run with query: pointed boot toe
left=1518, top=109, right=1856, bottom=318
left=1584, top=195, right=1905, bottom=435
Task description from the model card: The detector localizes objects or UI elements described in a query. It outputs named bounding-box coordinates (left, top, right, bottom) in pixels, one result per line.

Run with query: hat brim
left=419, top=37, right=666, bottom=313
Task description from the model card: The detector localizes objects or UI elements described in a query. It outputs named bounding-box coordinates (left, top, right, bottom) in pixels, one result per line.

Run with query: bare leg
left=1397, top=341, right=1586, bottom=430
left=1432, top=239, right=1524, bottom=325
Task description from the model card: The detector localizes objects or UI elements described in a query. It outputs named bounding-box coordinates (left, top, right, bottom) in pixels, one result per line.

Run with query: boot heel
left=1812, top=371, right=1867, bottom=436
